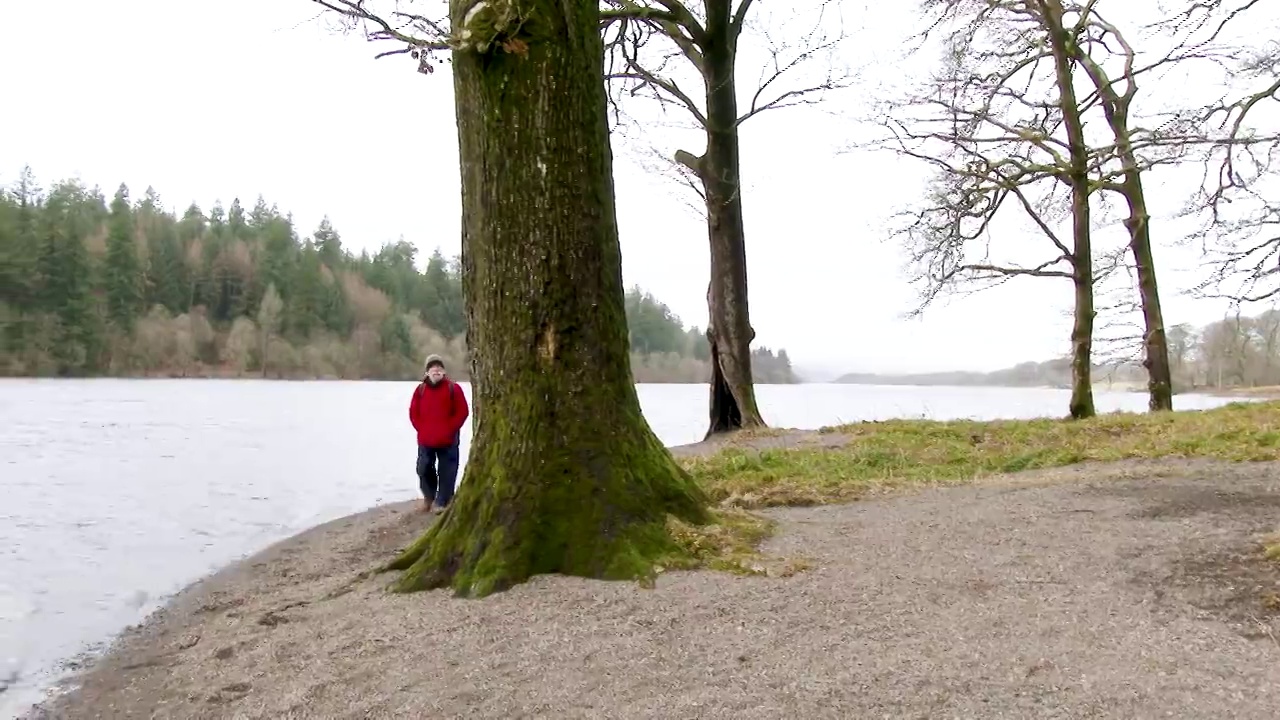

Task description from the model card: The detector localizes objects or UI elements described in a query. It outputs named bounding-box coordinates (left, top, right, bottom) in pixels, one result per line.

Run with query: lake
left=0, top=378, right=1243, bottom=718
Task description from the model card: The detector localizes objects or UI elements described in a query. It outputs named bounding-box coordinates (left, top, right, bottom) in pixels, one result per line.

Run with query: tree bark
left=1067, top=224, right=1096, bottom=420
left=386, top=0, right=710, bottom=597
left=1042, top=0, right=1096, bottom=419
left=697, top=0, right=766, bottom=438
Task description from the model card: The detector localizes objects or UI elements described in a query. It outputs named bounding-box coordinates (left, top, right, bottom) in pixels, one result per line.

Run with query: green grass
left=1264, top=531, right=1280, bottom=609
left=680, top=400, right=1280, bottom=509
left=1264, top=529, right=1280, bottom=563
left=1265, top=539, right=1280, bottom=562
left=660, top=509, right=813, bottom=578
left=659, top=401, right=1280, bottom=581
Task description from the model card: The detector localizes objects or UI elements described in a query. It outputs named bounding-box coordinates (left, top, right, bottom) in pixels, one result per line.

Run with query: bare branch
left=736, top=2, right=857, bottom=126
left=1144, top=0, right=1280, bottom=303
left=603, top=7, right=710, bottom=126
left=602, top=0, right=707, bottom=69
left=605, top=16, right=709, bottom=127
left=876, top=1, right=1095, bottom=314
left=962, top=260, right=1075, bottom=279
left=651, top=0, right=710, bottom=42
left=638, top=146, right=709, bottom=217
left=674, top=149, right=704, bottom=177
left=310, top=0, right=450, bottom=73
left=601, top=4, right=680, bottom=25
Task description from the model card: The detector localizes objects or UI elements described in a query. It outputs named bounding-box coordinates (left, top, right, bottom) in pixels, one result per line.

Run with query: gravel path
left=27, top=459, right=1280, bottom=719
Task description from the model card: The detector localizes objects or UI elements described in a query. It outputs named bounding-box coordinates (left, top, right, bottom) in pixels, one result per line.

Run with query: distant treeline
left=836, top=361, right=1090, bottom=388
left=836, top=309, right=1280, bottom=393
left=0, top=167, right=796, bottom=383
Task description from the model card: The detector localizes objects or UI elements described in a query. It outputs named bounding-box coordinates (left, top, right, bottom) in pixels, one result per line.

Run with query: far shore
left=6, top=372, right=1277, bottom=399
left=0, top=374, right=799, bottom=385
left=20, top=403, right=1280, bottom=719
left=1201, top=384, right=1280, bottom=399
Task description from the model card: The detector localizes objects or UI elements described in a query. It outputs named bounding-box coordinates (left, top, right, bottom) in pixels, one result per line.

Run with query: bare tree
left=1042, top=0, right=1280, bottom=410
left=1165, top=322, right=1199, bottom=389
left=1197, top=309, right=1256, bottom=386
left=257, top=283, right=284, bottom=377
left=601, top=0, right=855, bottom=437
left=1105, top=304, right=1280, bottom=390
left=223, top=316, right=257, bottom=376
left=884, top=0, right=1234, bottom=416
left=884, top=0, right=1102, bottom=419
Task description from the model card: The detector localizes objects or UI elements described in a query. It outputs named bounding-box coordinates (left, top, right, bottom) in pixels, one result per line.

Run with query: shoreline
left=16, top=405, right=1280, bottom=718
left=7, top=501, right=417, bottom=718
left=13, top=434, right=737, bottom=718
left=22, top=455, right=1280, bottom=719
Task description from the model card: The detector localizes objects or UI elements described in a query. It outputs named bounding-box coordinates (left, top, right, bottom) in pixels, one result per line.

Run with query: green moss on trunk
left=387, top=411, right=709, bottom=595
left=385, top=0, right=709, bottom=597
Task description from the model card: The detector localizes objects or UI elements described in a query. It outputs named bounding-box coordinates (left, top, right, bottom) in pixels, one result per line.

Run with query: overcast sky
left=1, top=0, right=1275, bottom=377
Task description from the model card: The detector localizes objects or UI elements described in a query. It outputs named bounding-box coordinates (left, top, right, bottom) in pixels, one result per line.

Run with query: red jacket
left=409, top=378, right=469, bottom=448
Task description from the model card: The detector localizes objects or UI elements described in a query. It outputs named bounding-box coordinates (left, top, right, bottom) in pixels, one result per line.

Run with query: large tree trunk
left=387, top=0, right=710, bottom=597
left=697, top=0, right=765, bottom=438
left=1042, top=0, right=1096, bottom=419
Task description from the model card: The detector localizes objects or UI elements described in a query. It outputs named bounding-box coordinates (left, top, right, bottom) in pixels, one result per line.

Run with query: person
left=408, top=354, right=469, bottom=513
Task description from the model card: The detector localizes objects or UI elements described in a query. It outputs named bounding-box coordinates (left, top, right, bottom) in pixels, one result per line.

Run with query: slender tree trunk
left=1042, top=0, right=1096, bottom=419
left=1067, top=237, right=1096, bottom=419
left=1113, top=127, right=1173, bottom=410
left=387, top=0, right=709, bottom=597
left=696, top=0, right=765, bottom=438
left=1120, top=180, right=1173, bottom=411
left=1074, top=52, right=1175, bottom=412
left=260, top=332, right=269, bottom=379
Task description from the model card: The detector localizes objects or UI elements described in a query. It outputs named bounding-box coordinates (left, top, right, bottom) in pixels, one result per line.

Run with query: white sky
left=1, top=0, right=1275, bottom=377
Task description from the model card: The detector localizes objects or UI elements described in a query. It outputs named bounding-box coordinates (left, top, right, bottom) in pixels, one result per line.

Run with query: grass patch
left=1262, top=531, right=1280, bottom=611
left=658, top=509, right=812, bottom=579
left=679, top=400, right=1280, bottom=509
left=659, top=401, right=1280, bottom=582
left=1265, top=532, right=1280, bottom=563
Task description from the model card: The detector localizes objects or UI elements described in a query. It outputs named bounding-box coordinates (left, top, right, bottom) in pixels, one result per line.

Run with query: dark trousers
left=417, top=442, right=460, bottom=507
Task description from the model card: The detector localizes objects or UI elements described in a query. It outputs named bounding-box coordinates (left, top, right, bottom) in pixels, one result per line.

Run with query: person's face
left=426, top=365, right=445, bottom=382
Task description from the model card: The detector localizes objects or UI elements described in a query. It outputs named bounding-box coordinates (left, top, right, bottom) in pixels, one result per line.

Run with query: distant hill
left=835, top=357, right=1083, bottom=389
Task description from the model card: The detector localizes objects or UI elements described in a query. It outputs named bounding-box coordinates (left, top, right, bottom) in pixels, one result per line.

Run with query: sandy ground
left=24, top=457, right=1280, bottom=720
